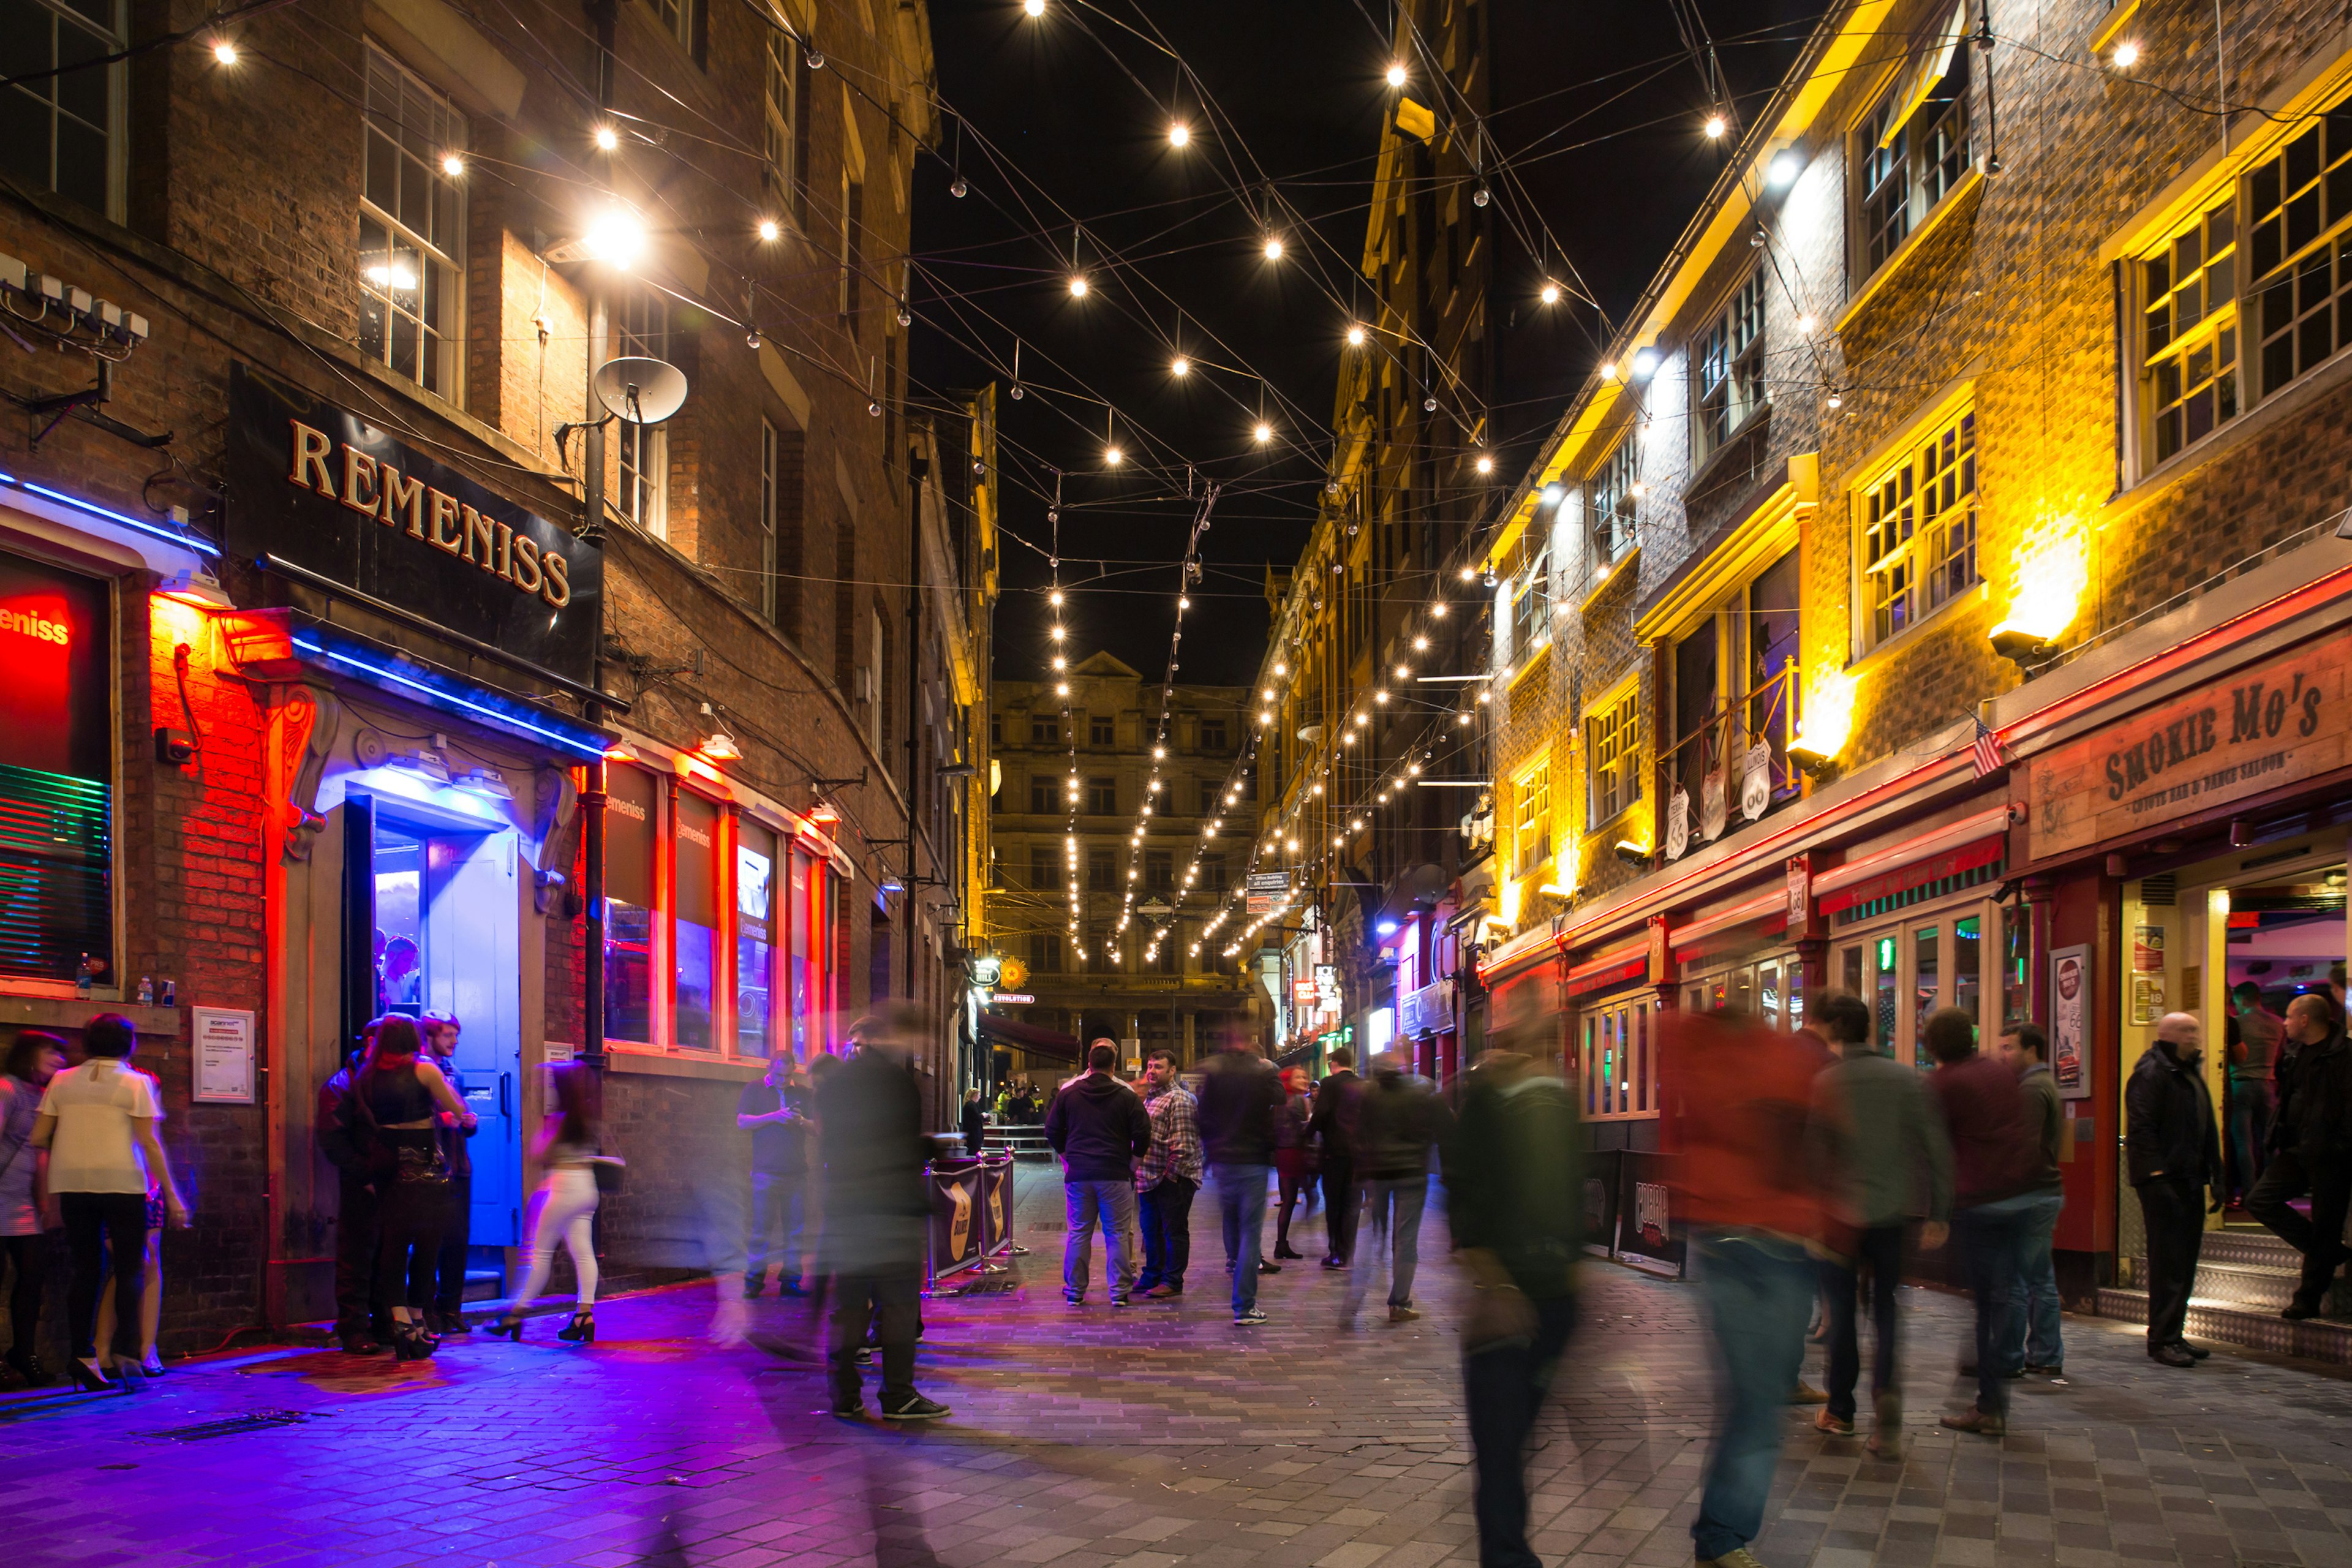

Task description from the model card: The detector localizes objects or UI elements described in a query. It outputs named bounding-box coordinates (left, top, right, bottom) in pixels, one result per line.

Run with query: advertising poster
left=2051, top=942, right=2092, bottom=1101
left=927, top=1161, right=984, bottom=1279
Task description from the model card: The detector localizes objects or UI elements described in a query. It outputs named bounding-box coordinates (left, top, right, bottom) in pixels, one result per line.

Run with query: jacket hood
left=1074, top=1072, right=1126, bottom=1098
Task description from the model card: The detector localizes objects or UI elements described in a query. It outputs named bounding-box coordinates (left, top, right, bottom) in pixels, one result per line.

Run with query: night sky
left=909, top=0, right=1822, bottom=688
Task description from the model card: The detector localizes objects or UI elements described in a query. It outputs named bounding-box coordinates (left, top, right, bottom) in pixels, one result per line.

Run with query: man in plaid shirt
left=1133, top=1049, right=1204, bottom=1298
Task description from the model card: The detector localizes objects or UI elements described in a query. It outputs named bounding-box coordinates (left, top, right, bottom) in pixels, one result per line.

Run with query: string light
left=1263, top=235, right=1285, bottom=261
left=1068, top=274, right=1089, bottom=297
left=211, top=37, right=238, bottom=64
left=1023, top=0, right=1044, bottom=14
left=1253, top=421, right=1273, bottom=444
left=1171, top=356, right=1190, bottom=377
left=594, top=126, right=619, bottom=151
left=440, top=154, right=466, bottom=178
left=1104, top=445, right=1123, bottom=465
left=1169, top=121, right=1190, bottom=147
left=1539, top=281, right=1559, bottom=305
left=757, top=218, right=780, bottom=241
left=1703, top=111, right=1727, bottom=139
left=1346, top=323, right=1366, bottom=347
left=1385, top=62, right=1407, bottom=87
left=2111, top=40, right=2140, bottom=69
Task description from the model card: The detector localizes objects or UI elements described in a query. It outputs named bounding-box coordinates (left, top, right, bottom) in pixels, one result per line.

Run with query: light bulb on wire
left=1170, top=356, right=1190, bottom=378
left=1346, top=323, right=1366, bottom=347
left=1023, top=0, right=1044, bottom=13
left=211, top=36, right=239, bottom=64
left=1104, top=445, right=1123, bottom=466
left=1262, top=235, right=1285, bottom=261
left=1385, top=62, right=1406, bottom=87
left=1068, top=274, right=1088, bottom=298
left=1703, top=111, right=1728, bottom=139
left=1169, top=121, right=1190, bottom=147
left=1253, top=422, right=1273, bottom=445
left=1539, top=281, right=1560, bottom=305
left=594, top=126, right=619, bottom=151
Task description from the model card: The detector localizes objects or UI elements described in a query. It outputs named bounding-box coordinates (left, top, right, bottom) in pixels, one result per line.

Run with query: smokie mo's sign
left=2029, top=637, right=2352, bottom=862
left=226, top=364, right=602, bottom=687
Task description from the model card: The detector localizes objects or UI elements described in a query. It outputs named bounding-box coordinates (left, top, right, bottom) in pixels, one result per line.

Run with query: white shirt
left=36, top=1060, right=159, bottom=1195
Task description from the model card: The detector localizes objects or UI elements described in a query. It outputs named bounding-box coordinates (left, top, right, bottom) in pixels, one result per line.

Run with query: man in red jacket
left=1664, top=1008, right=1823, bottom=1568
left=1924, top=1006, right=2041, bottom=1438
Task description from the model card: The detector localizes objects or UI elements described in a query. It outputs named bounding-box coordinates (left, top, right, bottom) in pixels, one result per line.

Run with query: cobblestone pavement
left=9, top=1177, right=2352, bottom=1568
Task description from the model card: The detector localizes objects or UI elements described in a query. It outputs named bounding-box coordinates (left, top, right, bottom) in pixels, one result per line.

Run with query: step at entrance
left=2096, top=1286, right=2352, bottom=1364
left=2106, top=1226, right=2351, bottom=1360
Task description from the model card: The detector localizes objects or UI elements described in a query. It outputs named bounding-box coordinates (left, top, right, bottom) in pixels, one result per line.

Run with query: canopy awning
left=978, top=1012, right=1082, bottom=1062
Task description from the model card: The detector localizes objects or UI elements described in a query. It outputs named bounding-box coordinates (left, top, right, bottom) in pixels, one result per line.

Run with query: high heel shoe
left=488, top=1313, right=524, bottom=1342
left=68, top=1357, right=115, bottom=1393
left=555, top=1308, right=595, bottom=1344
left=391, top=1322, right=436, bottom=1362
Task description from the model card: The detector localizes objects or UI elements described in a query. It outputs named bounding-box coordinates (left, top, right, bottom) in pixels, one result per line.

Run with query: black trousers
left=828, top=1263, right=921, bottom=1406
left=375, top=1181, right=446, bottom=1313
left=431, top=1171, right=472, bottom=1316
left=1321, top=1156, right=1357, bottom=1262
left=1820, top=1223, right=1905, bottom=1422
left=1463, top=1293, right=1577, bottom=1568
left=334, top=1174, right=388, bottom=1336
left=1136, top=1176, right=1196, bottom=1292
left=4, top=1232, right=48, bottom=1362
left=59, top=1192, right=147, bottom=1360
left=2247, top=1150, right=2352, bottom=1306
left=2139, top=1177, right=2206, bottom=1348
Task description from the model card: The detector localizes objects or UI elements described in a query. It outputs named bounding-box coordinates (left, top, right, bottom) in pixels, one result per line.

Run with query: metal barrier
left=924, top=1152, right=1020, bottom=1291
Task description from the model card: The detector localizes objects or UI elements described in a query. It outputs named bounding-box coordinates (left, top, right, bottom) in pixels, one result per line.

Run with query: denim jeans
left=1213, top=1163, right=1270, bottom=1314
left=745, top=1170, right=805, bottom=1286
left=2003, top=1190, right=2065, bottom=1373
left=1820, top=1222, right=1905, bottom=1423
left=2228, top=1076, right=2272, bottom=1201
left=1135, top=1176, right=1196, bottom=1292
left=1954, top=1194, right=2036, bottom=1417
left=1463, top=1292, right=1577, bottom=1568
left=1344, top=1175, right=1429, bottom=1316
left=1062, top=1179, right=1139, bottom=1302
left=1691, top=1230, right=1814, bottom=1562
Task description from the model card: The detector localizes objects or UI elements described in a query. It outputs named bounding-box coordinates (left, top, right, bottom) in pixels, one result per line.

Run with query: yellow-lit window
left=1512, top=760, right=1550, bottom=876
left=1580, top=996, right=1656, bottom=1119
left=1861, top=407, right=1976, bottom=649
left=2247, top=104, right=2352, bottom=401
left=1586, top=687, right=1641, bottom=826
left=2143, top=200, right=2239, bottom=464
left=1695, top=262, right=1766, bottom=461
left=1588, top=439, right=1638, bottom=571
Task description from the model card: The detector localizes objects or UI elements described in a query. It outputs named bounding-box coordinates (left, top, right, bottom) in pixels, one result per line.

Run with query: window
left=2141, top=200, right=2239, bottom=464
left=1857, top=29, right=1971, bottom=278
left=1579, top=995, right=1655, bottom=1119
left=1695, top=263, right=1766, bottom=460
left=2248, top=106, right=2352, bottom=402
left=1200, top=717, right=1227, bottom=751
left=1087, top=777, right=1117, bottom=815
left=1861, top=407, right=1977, bottom=649
left=1146, top=851, right=1173, bottom=892
left=1090, top=715, right=1114, bottom=745
left=614, top=290, right=668, bottom=537
left=0, top=551, right=111, bottom=986
left=735, top=820, right=777, bottom=1057
left=1087, top=847, right=1115, bottom=891
left=651, top=0, right=698, bottom=56
left=1511, top=551, right=1550, bottom=657
left=1028, top=845, right=1053, bottom=889
left=1156, top=937, right=1181, bottom=975
left=358, top=43, right=465, bottom=398
left=840, top=175, right=865, bottom=320
left=1512, top=760, right=1551, bottom=875
left=1028, top=775, right=1053, bottom=814
left=672, top=790, right=719, bottom=1049
left=990, top=713, right=1002, bottom=747
left=1030, top=715, right=1058, bottom=744
left=1030, top=931, right=1063, bottom=974
left=1587, top=686, right=1641, bottom=826
left=604, top=766, right=657, bottom=1043
left=762, top=9, right=801, bottom=210
left=1589, top=439, right=1638, bottom=570
left=758, top=421, right=781, bottom=624
left=1205, top=854, right=1227, bottom=891
left=1200, top=780, right=1221, bottom=816
left=1, top=0, right=122, bottom=215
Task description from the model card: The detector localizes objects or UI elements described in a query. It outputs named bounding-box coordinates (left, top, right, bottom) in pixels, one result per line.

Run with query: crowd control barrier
left=924, top=1152, right=1019, bottom=1289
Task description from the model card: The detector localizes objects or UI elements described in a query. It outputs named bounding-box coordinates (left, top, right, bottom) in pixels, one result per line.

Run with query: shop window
left=1512, top=758, right=1550, bottom=875
left=1861, top=406, right=1977, bottom=650
left=603, top=766, right=658, bottom=1044
left=1856, top=20, right=1971, bottom=280
left=1872, top=933, right=1899, bottom=1058
left=1694, top=262, right=1766, bottom=462
left=736, top=819, right=776, bottom=1057
left=1585, top=685, right=1641, bottom=827
left=1, top=0, right=123, bottom=217
left=1579, top=995, right=1654, bottom=1118
left=1952, top=914, right=1981, bottom=1025
left=614, top=290, right=669, bottom=537
left=359, top=42, right=465, bottom=399
left=0, top=554, right=111, bottom=986
left=1588, top=438, right=1638, bottom=572
left=673, top=790, right=720, bottom=1049
left=2141, top=200, right=2239, bottom=464
left=2248, top=103, right=2352, bottom=401
left=2000, top=900, right=2031, bottom=1028
left=1912, top=924, right=1939, bottom=1069
left=788, top=850, right=815, bottom=1056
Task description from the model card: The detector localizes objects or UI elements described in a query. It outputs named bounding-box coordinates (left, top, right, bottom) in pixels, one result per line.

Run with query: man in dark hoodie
left=1197, top=1036, right=1285, bottom=1324
left=1308, top=1046, right=1365, bottom=1267
left=1346, top=1052, right=1454, bottom=1323
left=2249, top=992, right=2352, bottom=1321
left=1044, top=1042, right=1152, bottom=1306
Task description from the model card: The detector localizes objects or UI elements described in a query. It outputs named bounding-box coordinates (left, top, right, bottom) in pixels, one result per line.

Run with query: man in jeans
left=737, top=1050, right=810, bottom=1297
left=1308, top=1047, right=1364, bottom=1267
left=1663, top=1008, right=1823, bottom=1568
left=1044, top=1042, right=1152, bottom=1306
left=1345, top=1052, right=1452, bottom=1324
left=1197, top=1036, right=1284, bottom=1324
left=1924, top=1007, right=2042, bottom=1438
left=1998, top=1022, right=2066, bottom=1377
left=1133, top=1049, right=1202, bottom=1299
left=1808, top=991, right=1951, bottom=1457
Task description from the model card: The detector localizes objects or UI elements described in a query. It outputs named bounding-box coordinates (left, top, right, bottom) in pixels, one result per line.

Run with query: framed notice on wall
left=2049, top=944, right=2092, bottom=1102
left=191, top=1007, right=257, bottom=1104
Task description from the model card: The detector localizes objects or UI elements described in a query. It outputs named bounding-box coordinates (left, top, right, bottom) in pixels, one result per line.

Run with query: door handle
left=500, top=1071, right=511, bottom=1118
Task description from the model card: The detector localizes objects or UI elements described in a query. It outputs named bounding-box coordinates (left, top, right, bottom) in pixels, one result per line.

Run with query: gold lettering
left=288, top=420, right=337, bottom=497
left=541, top=549, right=570, bottom=608
left=462, top=505, right=497, bottom=571
left=429, top=490, right=464, bottom=554
left=511, top=535, right=543, bottom=593
left=494, top=521, right=514, bottom=581
left=339, top=447, right=380, bottom=519
left=378, top=466, right=427, bottom=536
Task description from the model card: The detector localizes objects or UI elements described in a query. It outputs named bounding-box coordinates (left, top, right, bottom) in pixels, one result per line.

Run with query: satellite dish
left=592, top=356, right=688, bottom=424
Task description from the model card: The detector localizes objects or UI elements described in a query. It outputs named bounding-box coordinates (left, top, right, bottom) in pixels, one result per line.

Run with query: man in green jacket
left=1997, top=1023, right=2067, bottom=1376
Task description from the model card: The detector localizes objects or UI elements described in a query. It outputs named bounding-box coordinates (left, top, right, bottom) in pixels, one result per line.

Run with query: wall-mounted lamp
left=1613, top=840, right=1648, bottom=867
left=1988, top=624, right=2054, bottom=665
left=1787, top=735, right=1840, bottom=778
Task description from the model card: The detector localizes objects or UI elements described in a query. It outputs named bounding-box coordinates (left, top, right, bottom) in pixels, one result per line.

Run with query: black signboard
left=225, top=364, right=602, bottom=688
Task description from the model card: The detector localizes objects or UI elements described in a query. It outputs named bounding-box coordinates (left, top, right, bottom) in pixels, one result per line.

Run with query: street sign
left=992, top=992, right=1035, bottom=1004
left=1246, top=870, right=1288, bottom=915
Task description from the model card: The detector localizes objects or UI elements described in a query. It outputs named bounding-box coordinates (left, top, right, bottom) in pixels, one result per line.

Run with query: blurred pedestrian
left=491, top=1060, right=603, bottom=1343
left=1346, top=1052, right=1453, bottom=1324
left=1807, top=992, right=1951, bottom=1457
left=1197, top=1036, right=1284, bottom=1324
left=2248, top=992, right=2349, bottom=1322
left=419, top=1012, right=476, bottom=1336
left=2226, top=982, right=2283, bottom=1205
left=1997, top=1022, right=2065, bottom=1378
left=2, top=1031, right=66, bottom=1387
left=961, top=1088, right=988, bottom=1158
left=32, top=1014, right=189, bottom=1392
left=1134, top=1049, right=1202, bottom=1299
left=1308, top=1046, right=1365, bottom=1268
left=1662, top=1008, right=1822, bottom=1568
left=1272, top=1066, right=1315, bottom=1259
left=2127, top=1012, right=2223, bottom=1365
left=1923, top=1006, right=2039, bottom=1437
left=738, top=1050, right=810, bottom=1298
left=345, top=1014, right=474, bottom=1362
left=818, top=1012, right=948, bottom=1420
left=318, top=1020, right=389, bottom=1354
left=1044, top=1042, right=1150, bottom=1307
left=1444, top=1050, right=1580, bottom=1568
left=94, top=1101, right=169, bottom=1377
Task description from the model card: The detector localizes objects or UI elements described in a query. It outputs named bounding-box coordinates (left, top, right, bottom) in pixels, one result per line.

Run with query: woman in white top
left=33, top=1014, right=187, bottom=1392
left=490, top=1060, right=603, bottom=1345
left=2, top=1030, right=67, bottom=1387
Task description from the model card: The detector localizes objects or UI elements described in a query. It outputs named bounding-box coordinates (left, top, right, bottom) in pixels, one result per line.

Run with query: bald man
left=2247, top=992, right=2352, bottom=1321
left=2125, top=1013, right=2223, bottom=1365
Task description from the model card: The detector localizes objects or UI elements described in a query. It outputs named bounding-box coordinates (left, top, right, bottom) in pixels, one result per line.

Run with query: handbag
left=350, top=1066, right=448, bottom=1186
left=587, top=1154, right=627, bottom=1194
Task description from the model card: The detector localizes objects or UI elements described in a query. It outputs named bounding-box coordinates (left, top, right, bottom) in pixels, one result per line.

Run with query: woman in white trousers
left=491, top=1061, right=602, bottom=1344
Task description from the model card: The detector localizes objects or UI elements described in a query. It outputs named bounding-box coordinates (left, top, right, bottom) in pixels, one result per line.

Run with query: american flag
left=1970, top=721, right=2006, bottom=778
